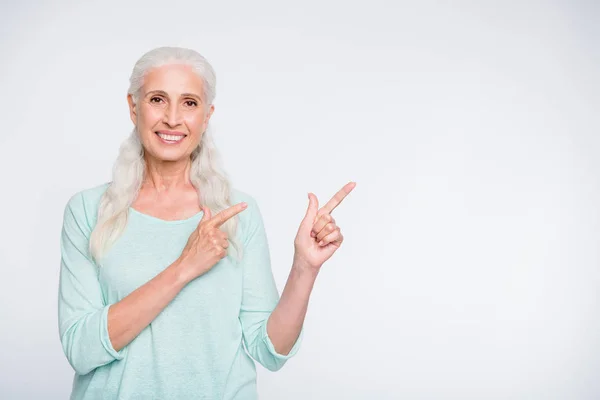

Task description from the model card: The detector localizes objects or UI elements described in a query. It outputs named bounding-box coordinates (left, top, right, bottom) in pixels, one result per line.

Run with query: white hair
left=89, top=46, right=242, bottom=263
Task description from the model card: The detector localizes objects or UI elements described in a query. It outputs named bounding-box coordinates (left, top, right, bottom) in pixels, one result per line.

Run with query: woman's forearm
left=267, top=257, right=319, bottom=355
left=107, top=259, right=192, bottom=352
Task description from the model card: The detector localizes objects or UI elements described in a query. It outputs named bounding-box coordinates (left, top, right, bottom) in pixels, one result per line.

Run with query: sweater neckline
left=128, top=207, right=204, bottom=225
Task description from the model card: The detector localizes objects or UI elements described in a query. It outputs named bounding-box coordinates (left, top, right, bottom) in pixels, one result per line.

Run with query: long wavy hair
left=89, top=46, right=242, bottom=264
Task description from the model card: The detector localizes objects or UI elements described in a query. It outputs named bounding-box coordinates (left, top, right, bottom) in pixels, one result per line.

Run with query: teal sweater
left=58, top=183, right=303, bottom=399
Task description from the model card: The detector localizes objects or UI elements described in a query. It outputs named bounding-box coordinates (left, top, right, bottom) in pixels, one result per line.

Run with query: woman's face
left=128, top=63, right=214, bottom=162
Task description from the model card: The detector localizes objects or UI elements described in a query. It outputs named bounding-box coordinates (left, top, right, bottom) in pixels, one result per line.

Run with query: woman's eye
left=150, top=97, right=163, bottom=103
left=185, top=100, right=198, bottom=107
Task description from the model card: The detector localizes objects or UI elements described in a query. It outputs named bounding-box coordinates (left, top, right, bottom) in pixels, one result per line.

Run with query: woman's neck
left=142, top=156, right=193, bottom=192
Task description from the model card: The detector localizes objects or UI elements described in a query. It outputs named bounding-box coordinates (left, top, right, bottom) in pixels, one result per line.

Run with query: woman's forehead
left=143, top=64, right=204, bottom=96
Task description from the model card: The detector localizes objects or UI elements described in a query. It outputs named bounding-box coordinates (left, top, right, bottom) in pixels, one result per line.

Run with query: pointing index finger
left=319, top=181, right=356, bottom=215
left=210, top=202, right=248, bottom=227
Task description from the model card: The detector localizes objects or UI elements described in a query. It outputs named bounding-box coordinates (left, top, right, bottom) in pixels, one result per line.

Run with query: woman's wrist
left=291, top=254, right=320, bottom=280
left=170, top=258, right=196, bottom=286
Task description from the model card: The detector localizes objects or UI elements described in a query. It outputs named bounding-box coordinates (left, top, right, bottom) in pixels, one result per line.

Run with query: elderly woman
left=58, top=46, right=355, bottom=399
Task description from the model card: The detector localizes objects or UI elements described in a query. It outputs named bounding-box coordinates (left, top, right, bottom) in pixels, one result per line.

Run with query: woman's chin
left=146, top=147, right=192, bottom=162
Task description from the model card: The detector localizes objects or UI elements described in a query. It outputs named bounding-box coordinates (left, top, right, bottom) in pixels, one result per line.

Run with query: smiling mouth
left=155, top=132, right=187, bottom=143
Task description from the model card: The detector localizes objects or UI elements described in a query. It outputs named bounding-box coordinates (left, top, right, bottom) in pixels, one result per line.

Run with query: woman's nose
left=163, top=104, right=182, bottom=127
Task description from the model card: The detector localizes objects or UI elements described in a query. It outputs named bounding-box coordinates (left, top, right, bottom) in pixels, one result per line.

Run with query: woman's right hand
left=177, top=201, right=248, bottom=281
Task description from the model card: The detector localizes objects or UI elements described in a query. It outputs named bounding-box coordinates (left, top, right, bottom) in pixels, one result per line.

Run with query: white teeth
left=157, top=133, right=185, bottom=142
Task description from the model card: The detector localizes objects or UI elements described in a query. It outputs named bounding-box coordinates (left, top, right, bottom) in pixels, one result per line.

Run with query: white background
left=1, top=0, right=599, bottom=399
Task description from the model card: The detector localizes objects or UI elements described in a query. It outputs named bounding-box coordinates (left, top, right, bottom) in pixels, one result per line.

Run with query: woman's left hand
left=293, top=182, right=356, bottom=271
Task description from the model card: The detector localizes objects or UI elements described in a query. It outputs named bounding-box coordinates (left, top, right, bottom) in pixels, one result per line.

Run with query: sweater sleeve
left=57, top=192, right=125, bottom=375
left=238, top=196, right=303, bottom=372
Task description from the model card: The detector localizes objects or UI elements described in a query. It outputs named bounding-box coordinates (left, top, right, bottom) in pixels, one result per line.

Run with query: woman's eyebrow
left=181, top=93, right=203, bottom=102
left=146, top=90, right=203, bottom=102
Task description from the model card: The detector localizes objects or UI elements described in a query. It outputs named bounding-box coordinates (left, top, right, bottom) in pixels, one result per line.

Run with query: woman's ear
left=205, top=104, right=215, bottom=125
left=127, top=94, right=137, bottom=125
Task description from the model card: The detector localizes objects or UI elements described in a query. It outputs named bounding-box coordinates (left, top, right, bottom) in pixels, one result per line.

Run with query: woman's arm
left=237, top=196, right=305, bottom=372
left=58, top=193, right=192, bottom=375
left=111, top=202, right=248, bottom=351
left=266, top=258, right=318, bottom=355
left=59, top=192, right=243, bottom=374
left=106, top=260, right=191, bottom=352
left=267, top=185, right=354, bottom=355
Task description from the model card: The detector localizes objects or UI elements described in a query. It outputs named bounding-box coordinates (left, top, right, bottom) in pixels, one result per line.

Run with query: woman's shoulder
left=230, top=188, right=269, bottom=217
left=66, top=181, right=110, bottom=207
left=229, top=188, right=265, bottom=228
left=229, top=188, right=257, bottom=207
left=63, top=181, right=111, bottom=226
